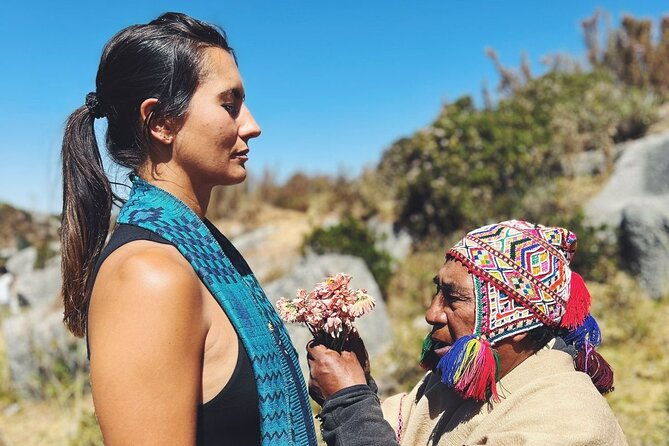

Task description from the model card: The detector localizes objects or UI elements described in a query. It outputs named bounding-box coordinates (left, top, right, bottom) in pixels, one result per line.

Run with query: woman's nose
left=239, top=104, right=261, bottom=140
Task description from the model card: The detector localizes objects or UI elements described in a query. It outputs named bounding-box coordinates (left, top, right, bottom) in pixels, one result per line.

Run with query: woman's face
left=171, top=47, right=261, bottom=188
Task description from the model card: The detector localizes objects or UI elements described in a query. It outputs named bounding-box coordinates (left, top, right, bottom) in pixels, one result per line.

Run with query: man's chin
left=433, top=344, right=453, bottom=357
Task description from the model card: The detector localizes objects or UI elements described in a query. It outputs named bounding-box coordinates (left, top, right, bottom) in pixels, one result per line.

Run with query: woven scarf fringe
left=436, top=335, right=500, bottom=402
left=561, top=271, right=591, bottom=329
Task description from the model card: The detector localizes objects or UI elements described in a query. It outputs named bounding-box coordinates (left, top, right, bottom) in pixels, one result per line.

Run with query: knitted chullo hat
left=420, top=220, right=613, bottom=402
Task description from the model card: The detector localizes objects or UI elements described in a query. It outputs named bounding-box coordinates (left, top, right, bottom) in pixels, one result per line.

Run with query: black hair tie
left=85, top=92, right=105, bottom=119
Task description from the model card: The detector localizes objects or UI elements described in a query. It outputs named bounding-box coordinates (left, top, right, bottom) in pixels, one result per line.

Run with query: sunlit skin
left=88, top=47, right=261, bottom=445
left=138, top=47, right=261, bottom=218
left=308, top=259, right=536, bottom=401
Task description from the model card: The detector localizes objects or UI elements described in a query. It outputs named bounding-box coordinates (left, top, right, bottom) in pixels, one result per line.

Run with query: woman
left=60, top=12, right=317, bottom=445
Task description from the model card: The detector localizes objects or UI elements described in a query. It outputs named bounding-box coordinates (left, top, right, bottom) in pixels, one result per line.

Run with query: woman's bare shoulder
left=89, top=240, right=208, bottom=349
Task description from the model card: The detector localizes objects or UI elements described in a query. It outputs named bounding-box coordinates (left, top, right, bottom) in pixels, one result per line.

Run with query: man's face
left=424, top=259, right=477, bottom=358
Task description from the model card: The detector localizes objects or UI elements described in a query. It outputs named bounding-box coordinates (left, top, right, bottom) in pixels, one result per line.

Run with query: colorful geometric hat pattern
left=447, top=219, right=579, bottom=343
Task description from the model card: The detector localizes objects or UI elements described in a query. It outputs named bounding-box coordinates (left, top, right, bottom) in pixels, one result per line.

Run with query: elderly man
left=307, top=220, right=627, bottom=445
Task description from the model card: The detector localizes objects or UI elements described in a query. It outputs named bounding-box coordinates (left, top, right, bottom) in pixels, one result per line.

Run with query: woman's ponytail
left=61, top=105, right=112, bottom=338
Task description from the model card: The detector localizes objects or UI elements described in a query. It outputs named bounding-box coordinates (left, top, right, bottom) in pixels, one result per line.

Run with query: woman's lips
left=234, top=154, right=248, bottom=161
left=232, top=149, right=249, bottom=161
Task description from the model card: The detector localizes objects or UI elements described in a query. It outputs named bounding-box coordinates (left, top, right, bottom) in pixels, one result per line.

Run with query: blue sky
left=1, top=1, right=667, bottom=213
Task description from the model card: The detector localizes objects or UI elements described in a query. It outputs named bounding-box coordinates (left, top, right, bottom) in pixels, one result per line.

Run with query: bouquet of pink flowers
left=276, top=273, right=376, bottom=352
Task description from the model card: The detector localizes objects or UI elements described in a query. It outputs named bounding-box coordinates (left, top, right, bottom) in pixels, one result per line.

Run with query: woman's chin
left=219, top=169, right=247, bottom=186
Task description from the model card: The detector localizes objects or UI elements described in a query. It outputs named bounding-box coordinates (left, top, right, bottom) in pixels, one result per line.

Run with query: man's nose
left=424, top=298, right=443, bottom=326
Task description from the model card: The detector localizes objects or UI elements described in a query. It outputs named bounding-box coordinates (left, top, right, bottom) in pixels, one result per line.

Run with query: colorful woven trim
left=117, top=176, right=317, bottom=446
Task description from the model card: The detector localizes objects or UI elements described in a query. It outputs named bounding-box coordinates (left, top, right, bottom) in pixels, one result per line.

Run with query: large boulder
left=12, top=259, right=61, bottom=308
left=619, top=204, right=669, bottom=299
left=586, top=131, right=669, bottom=229
left=366, top=218, right=413, bottom=265
left=2, top=300, right=86, bottom=399
left=263, top=254, right=392, bottom=378
left=585, top=130, right=669, bottom=299
left=5, top=247, right=37, bottom=276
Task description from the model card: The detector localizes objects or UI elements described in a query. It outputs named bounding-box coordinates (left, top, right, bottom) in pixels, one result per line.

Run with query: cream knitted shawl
left=382, top=349, right=627, bottom=446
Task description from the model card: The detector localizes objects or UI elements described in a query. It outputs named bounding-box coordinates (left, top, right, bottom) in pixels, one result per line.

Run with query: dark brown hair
left=61, top=12, right=234, bottom=337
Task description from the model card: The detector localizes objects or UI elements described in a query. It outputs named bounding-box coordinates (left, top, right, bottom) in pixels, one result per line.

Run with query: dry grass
left=0, top=319, right=102, bottom=445
left=590, top=274, right=669, bottom=445
left=0, top=395, right=100, bottom=446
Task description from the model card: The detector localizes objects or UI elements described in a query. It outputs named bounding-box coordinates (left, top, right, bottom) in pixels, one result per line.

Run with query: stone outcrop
left=367, top=218, right=413, bottom=265
left=586, top=131, right=669, bottom=228
left=2, top=298, right=86, bottom=398
left=619, top=205, right=669, bottom=299
left=5, top=247, right=37, bottom=277
left=586, top=130, right=669, bottom=298
left=12, top=257, right=61, bottom=308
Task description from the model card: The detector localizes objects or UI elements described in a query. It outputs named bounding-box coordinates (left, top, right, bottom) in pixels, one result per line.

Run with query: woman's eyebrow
left=218, top=87, right=245, bottom=101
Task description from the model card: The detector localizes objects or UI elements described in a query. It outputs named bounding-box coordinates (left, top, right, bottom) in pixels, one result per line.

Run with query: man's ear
left=510, top=331, right=529, bottom=344
left=139, top=98, right=175, bottom=145
left=509, top=331, right=529, bottom=349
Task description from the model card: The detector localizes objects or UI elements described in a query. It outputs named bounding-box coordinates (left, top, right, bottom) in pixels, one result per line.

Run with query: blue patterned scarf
left=117, top=176, right=317, bottom=445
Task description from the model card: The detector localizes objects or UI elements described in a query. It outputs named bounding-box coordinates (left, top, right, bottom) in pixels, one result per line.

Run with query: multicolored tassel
left=563, top=313, right=601, bottom=349
left=575, top=344, right=614, bottom=394
left=561, top=271, right=591, bottom=329
left=436, top=335, right=500, bottom=402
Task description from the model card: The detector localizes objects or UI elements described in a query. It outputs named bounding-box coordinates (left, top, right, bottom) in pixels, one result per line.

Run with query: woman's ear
left=140, top=98, right=174, bottom=145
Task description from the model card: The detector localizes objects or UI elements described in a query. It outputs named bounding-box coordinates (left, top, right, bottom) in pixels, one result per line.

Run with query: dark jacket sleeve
left=318, top=384, right=400, bottom=446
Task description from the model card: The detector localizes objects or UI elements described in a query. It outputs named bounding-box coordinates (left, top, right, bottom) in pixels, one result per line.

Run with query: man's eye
left=441, top=293, right=463, bottom=305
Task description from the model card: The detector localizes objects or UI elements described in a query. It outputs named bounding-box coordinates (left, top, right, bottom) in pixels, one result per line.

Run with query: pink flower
left=350, top=291, right=376, bottom=317
left=276, top=298, right=300, bottom=323
left=275, top=272, right=376, bottom=351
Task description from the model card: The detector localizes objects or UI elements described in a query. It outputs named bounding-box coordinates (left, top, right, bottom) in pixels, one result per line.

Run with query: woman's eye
left=222, top=103, right=240, bottom=117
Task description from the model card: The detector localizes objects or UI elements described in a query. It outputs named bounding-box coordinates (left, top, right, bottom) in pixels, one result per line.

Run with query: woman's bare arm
left=88, top=241, right=208, bottom=445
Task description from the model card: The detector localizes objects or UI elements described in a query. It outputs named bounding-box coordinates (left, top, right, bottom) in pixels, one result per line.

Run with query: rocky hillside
left=0, top=203, right=59, bottom=266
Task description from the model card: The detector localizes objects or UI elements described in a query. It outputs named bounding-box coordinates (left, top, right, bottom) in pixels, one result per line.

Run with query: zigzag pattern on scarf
left=117, top=177, right=317, bottom=446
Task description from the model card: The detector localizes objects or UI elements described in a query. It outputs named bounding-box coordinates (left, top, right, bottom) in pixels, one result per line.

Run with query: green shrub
left=378, top=71, right=658, bottom=240
left=303, top=217, right=393, bottom=293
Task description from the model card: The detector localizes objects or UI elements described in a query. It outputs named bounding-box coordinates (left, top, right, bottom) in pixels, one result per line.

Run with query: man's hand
left=307, top=337, right=368, bottom=404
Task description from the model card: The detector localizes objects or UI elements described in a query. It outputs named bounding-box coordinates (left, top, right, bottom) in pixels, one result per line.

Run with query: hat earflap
left=436, top=334, right=500, bottom=402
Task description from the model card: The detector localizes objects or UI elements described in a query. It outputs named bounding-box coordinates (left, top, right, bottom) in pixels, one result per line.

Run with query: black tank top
left=89, top=223, right=261, bottom=445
